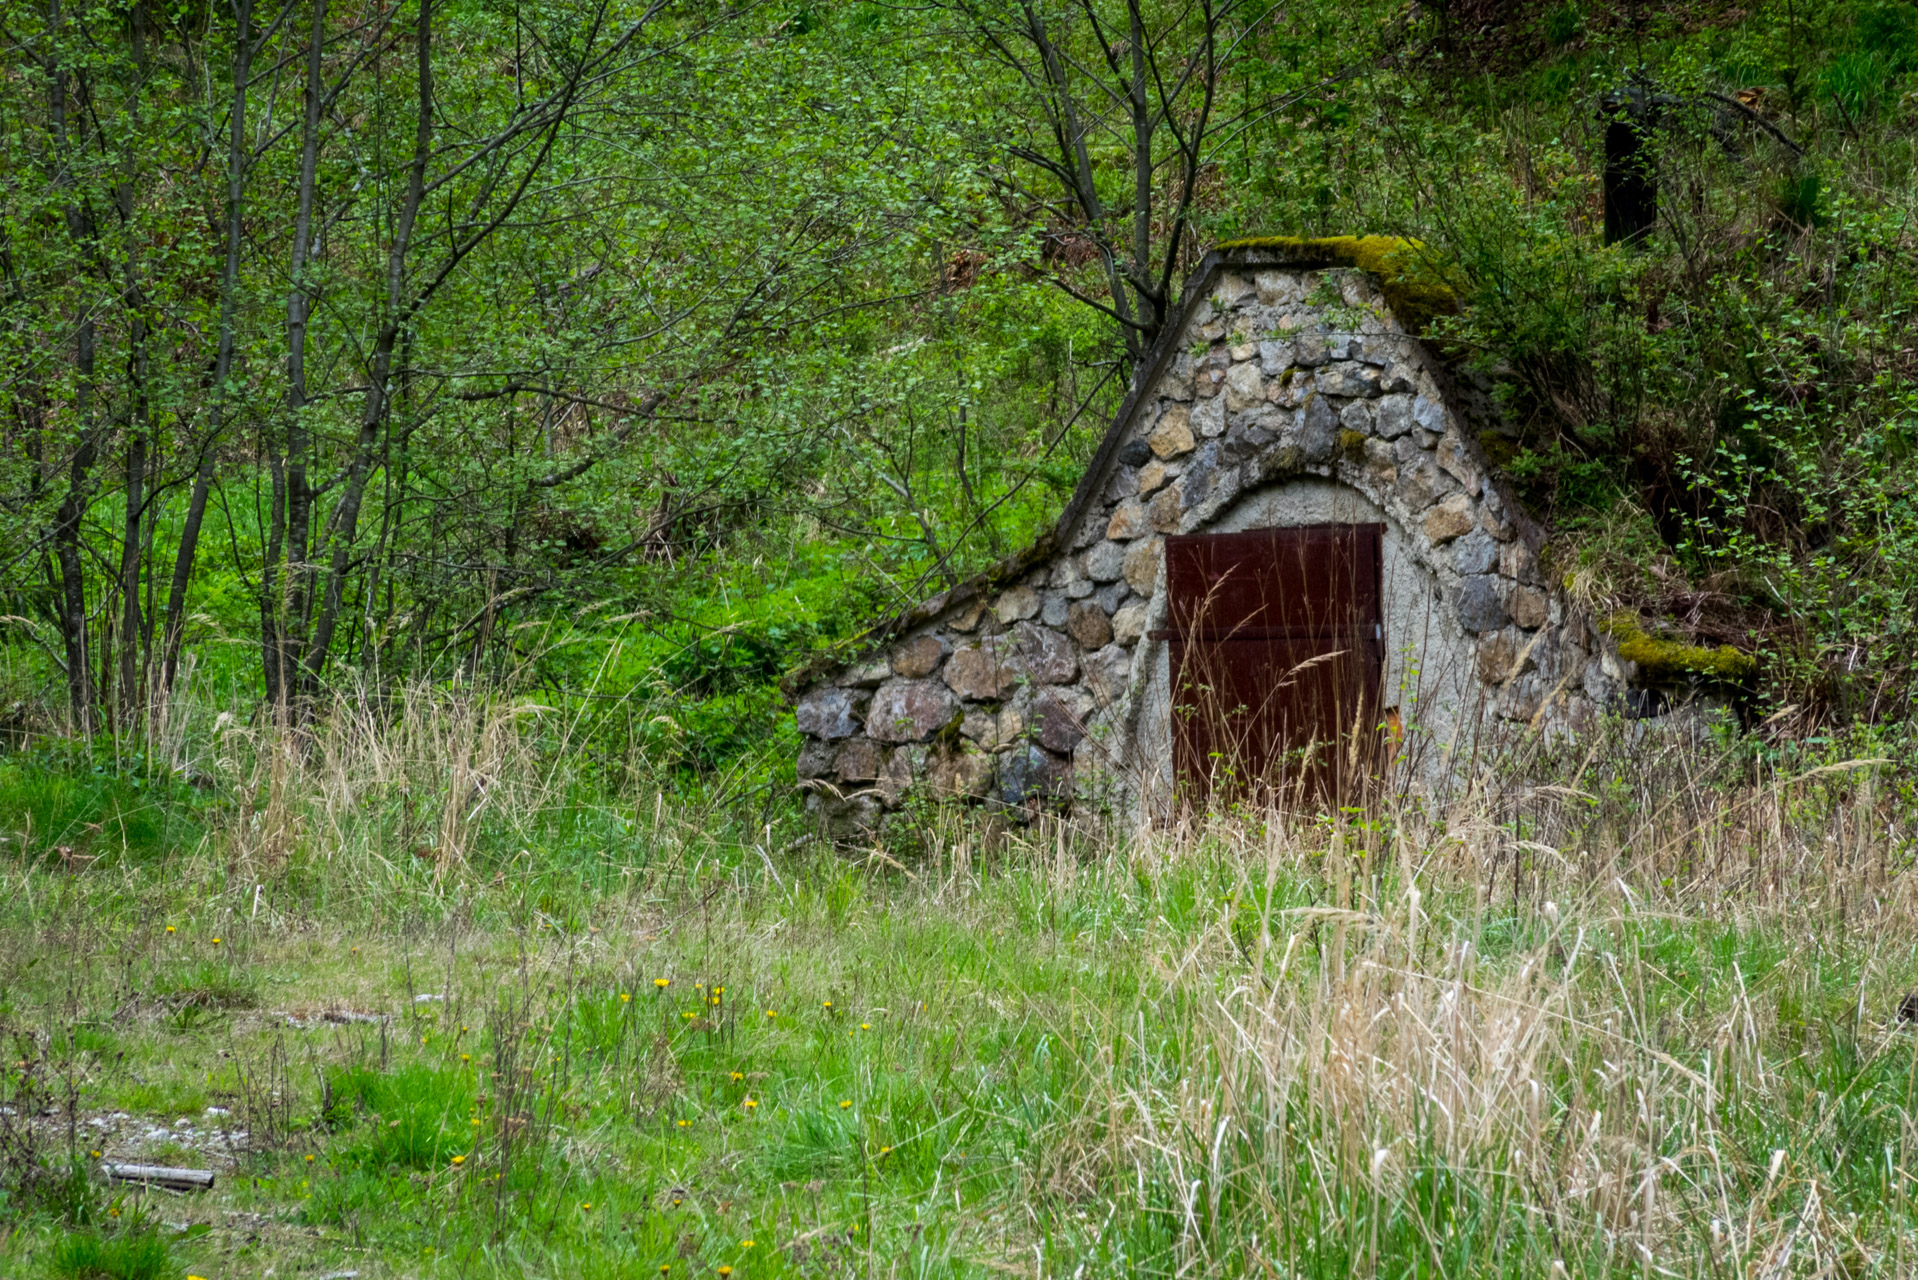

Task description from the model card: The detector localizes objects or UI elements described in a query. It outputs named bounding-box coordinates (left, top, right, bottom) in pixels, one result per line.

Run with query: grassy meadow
left=1, top=691, right=1915, bottom=1279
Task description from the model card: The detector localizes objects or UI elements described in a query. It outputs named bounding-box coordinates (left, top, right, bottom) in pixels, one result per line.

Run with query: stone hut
left=790, top=238, right=1692, bottom=831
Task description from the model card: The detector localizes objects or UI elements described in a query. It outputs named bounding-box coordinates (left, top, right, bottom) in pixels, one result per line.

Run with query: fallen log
left=102, top=1163, right=215, bottom=1191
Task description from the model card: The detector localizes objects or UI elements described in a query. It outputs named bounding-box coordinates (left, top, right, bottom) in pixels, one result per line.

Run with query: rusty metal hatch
left=1162, top=524, right=1384, bottom=808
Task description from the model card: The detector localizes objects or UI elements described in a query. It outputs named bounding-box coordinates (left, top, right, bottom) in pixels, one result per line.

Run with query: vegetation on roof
left=1212, top=234, right=1461, bottom=330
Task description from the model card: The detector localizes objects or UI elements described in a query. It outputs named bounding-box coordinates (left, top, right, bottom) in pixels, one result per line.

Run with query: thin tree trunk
left=49, top=0, right=101, bottom=731
left=266, top=0, right=326, bottom=711
left=162, top=0, right=254, bottom=699
left=116, top=1, right=156, bottom=725
left=301, top=0, right=431, bottom=695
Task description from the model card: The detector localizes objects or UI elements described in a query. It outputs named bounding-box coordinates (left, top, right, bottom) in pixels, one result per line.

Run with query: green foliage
left=327, top=1065, right=475, bottom=1171
left=49, top=1226, right=172, bottom=1280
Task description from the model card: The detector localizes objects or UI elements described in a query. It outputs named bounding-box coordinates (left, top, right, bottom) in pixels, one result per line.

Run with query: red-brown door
left=1164, top=524, right=1384, bottom=808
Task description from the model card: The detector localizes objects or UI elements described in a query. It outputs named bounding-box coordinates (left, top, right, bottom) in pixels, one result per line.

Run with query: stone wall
left=793, top=251, right=1638, bottom=832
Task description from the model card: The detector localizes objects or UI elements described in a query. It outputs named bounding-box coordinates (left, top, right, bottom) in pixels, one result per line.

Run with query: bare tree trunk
left=265, top=0, right=325, bottom=712
left=161, top=0, right=254, bottom=701
left=48, top=0, right=100, bottom=731
left=301, top=0, right=432, bottom=695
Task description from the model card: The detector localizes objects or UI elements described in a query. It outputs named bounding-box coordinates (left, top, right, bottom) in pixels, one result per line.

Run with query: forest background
left=6, top=0, right=1918, bottom=790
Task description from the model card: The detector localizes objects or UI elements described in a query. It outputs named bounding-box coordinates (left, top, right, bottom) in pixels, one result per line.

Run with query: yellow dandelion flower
left=839, top=1100, right=851, bottom=1109
left=683, top=1011, right=696, bottom=1021
left=765, top=1010, right=777, bottom=1019
left=461, top=1054, right=471, bottom=1063
left=211, top=937, right=222, bottom=946
left=744, top=1098, right=758, bottom=1110
left=821, top=1000, right=832, bottom=1010
left=421, top=1035, right=429, bottom=1045
left=742, top=1240, right=756, bottom=1248
left=880, top=1146, right=892, bottom=1156
left=655, top=978, right=670, bottom=989
left=89, top=1149, right=101, bottom=1159
left=677, top=1119, right=690, bottom=1128
left=581, top=1202, right=593, bottom=1210
left=620, top=993, right=631, bottom=1002
left=451, top=1155, right=466, bottom=1166
left=710, top=996, right=720, bottom=1007
left=714, top=986, right=725, bottom=996
left=860, top=1023, right=871, bottom=1031
left=472, top=1118, right=482, bottom=1127
left=719, top=1267, right=734, bottom=1278
left=165, top=925, right=175, bottom=934
left=305, top=1154, right=315, bottom=1163
left=661, top=1267, right=671, bottom=1277
left=729, top=1071, right=744, bottom=1082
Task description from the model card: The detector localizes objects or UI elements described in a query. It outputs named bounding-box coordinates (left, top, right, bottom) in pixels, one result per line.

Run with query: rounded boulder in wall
left=866, top=679, right=958, bottom=743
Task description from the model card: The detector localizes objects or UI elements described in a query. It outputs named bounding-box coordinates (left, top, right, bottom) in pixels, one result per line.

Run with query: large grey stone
left=1111, top=599, right=1149, bottom=643
left=795, top=686, right=860, bottom=739
left=1339, top=399, right=1374, bottom=435
left=1095, top=581, right=1131, bottom=614
left=797, top=737, right=836, bottom=779
left=997, top=743, right=1071, bottom=808
left=1084, top=540, right=1127, bottom=582
left=1040, top=592, right=1070, bottom=628
left=1374, top=393, right=1415, bottom=439
left=1457, top=575, right=1508, bottom=634
left=867, top=679, right=959, bottom=743
left=1296, top=394, right=1339, bottom=463
left=1191, top=395, right=1225, bottom=439
left=1453, top=530, right=1498, bottom=575
left=1013, top=621, right=1077, bottom=684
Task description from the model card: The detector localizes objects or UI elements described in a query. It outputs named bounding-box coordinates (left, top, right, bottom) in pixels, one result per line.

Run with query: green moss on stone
left=1602, top=612, right=1756, bottom=683
left=1213, top=234, right=1459, bottom=330
left=1337, top=428, right=1367, bottom=459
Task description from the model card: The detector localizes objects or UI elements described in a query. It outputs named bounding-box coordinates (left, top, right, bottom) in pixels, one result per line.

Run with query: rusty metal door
left=1164, top=524, right=1384, bottom=807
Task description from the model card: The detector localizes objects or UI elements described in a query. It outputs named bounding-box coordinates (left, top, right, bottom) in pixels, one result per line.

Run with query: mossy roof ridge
left=1214, top=235, right=1459, bottom=330
left=1601, top=611, right=1758, bottom=684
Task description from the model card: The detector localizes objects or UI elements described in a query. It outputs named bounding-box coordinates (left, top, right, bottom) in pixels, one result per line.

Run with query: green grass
left=1, top=702, right=1916, bottom=1279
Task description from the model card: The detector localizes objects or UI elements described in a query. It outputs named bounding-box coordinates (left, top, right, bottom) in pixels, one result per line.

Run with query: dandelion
left=821, top=1000, right=833, bottom=1010
left=421, top=1035, right=429, bottom=1045
left=683, top=1011, right=697, bottom=1021
left=661, top=1267, right=671, bottom=1277
left=472, top=1119, right=482, bottom=1127
left=729, top=1071, right=744, bottom=1082
left=742, top=1240, right=755, bottom=1249
left=719, top=1267, right=734, bottom=1278
left=655, top=978, right=670, bottom=989
left=860, top=1023, right=871, bottom=1031
left=672, top=1196, right=683, bottom=1207
left=305, top=1154, right=315, bottom=1163
left=839, top=1100, right=851, bottom=1110
left=89, top=1149, right=101, bottom=1159
left=451, top=1155, right=466, bottom=1166
left=211, top=937, right=222, bottom=946
left=765, top=1010, right=777, bottom=1019
left=744, top=1098, right=758, bottom=1111
left=165, top=925, right=175, bottom=934
left=677, top=1119, right=690, bottom=1128
left=581, top=1202, right=593, bottom=1210
left=879, top=1146, right=892, bottom=1156
left=714, top=986, right=725, bottom=996
left=621, top=993, right=631, bottom=1003
left=461, top=1054, right=471, bottom=1063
